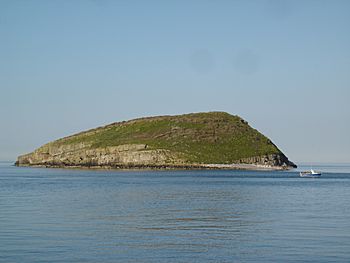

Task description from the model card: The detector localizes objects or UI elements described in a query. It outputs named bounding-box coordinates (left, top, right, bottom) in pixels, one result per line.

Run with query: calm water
left=1, top=162, right=350, bottom=262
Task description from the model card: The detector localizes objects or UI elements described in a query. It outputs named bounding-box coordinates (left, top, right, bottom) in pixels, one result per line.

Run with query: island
left=16, top=112, right=296, bottom=170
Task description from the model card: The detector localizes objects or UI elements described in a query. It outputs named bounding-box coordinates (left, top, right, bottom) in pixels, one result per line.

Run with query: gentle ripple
left=0, top=162, right=350, bottom=262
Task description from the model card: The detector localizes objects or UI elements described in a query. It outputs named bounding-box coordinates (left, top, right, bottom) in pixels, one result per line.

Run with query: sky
left=1, top=0, right=349, bottom=163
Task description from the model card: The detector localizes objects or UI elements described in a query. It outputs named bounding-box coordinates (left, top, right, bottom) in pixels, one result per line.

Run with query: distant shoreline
left=15, top=163, right=294, bottom=171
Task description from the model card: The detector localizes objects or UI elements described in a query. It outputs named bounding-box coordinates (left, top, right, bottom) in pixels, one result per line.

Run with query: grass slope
left=50, top=112, right=281, bottom=164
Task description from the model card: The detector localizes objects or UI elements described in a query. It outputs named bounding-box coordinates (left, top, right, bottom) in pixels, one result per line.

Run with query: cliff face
left=17, top=143, right=184, bottom=168
left=16, top=112, right=296, bottom=169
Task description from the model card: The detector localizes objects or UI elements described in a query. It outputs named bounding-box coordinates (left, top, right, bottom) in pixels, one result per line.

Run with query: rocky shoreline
left=15, top=150, right=296, bottom=171
left=15, top=143, right=296, bottom=171
left=15, top=162, right=293, bottom=171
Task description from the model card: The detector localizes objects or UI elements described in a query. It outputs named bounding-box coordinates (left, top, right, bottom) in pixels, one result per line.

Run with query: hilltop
left=16, top=112, right=296, bottom=170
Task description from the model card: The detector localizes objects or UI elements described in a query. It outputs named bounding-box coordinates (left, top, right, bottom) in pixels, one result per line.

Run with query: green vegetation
left=50, top=112, right=281, bottom=164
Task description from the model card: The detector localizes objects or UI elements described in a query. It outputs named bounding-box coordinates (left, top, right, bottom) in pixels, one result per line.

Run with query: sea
left=1, top=162, right=350, bottom=263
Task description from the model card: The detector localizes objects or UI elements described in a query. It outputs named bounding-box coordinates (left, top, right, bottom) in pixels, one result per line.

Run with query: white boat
left=299, top=169, right=321, bottom=177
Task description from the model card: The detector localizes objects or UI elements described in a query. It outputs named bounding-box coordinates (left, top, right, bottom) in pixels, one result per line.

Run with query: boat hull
left=299, top=172, right=321, bottom=178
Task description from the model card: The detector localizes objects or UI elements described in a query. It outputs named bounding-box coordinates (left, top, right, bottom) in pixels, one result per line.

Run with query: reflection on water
left=0, top=163, right=350, bottom=262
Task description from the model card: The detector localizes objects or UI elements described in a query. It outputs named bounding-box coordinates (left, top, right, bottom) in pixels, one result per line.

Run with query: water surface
left=1, top=162, right=350, bottom=262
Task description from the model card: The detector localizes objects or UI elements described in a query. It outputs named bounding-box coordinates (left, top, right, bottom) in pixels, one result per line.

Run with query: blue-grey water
left=1, top=162, right=350, bottom=262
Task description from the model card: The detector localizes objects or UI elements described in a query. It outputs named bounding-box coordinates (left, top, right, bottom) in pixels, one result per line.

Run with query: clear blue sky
left=1, top=0, right=349, bottom=163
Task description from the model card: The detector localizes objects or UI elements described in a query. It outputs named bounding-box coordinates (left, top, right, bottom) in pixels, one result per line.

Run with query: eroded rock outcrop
left=235, top=153, right=295, bottom=168
left=17, top=143, right=186, bottom=168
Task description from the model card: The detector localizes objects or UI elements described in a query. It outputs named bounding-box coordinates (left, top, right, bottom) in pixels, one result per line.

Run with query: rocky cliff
left=16, top=112, right=296, bottom=170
